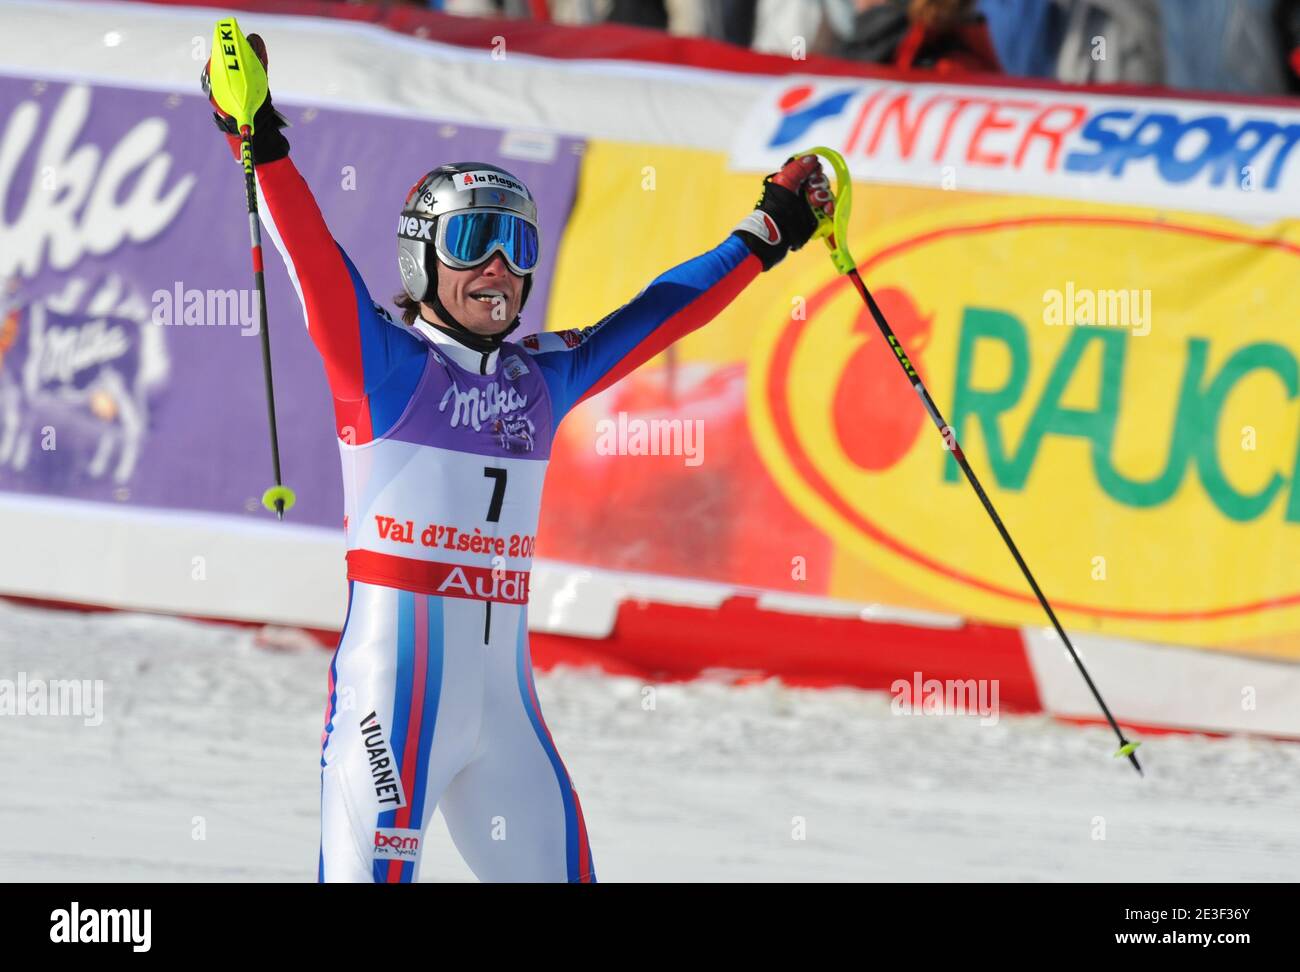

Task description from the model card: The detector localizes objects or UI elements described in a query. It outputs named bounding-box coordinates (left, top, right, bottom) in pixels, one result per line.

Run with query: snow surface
left=0, top=599, right=1297, bottom=882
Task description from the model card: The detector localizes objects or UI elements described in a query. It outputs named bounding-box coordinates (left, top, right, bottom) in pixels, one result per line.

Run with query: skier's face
left=433, top=253, right=525, bottom=335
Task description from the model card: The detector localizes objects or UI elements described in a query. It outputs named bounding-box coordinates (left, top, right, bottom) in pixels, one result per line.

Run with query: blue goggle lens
left=440, top=211, right=539, bottom=273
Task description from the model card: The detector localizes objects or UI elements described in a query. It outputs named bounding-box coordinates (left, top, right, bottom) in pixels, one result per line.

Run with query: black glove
left=731, top=155, right=826, bottom=271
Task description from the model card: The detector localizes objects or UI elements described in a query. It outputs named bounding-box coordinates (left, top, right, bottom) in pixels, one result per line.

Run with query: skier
left=204, top=35, right=831, bottom=883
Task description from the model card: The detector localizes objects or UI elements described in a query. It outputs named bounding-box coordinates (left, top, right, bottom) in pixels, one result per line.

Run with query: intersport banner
left=542, top=95, right=1300, bottom=660
left=732, top=77, right=1300, bottom=218
left=0, top=75, right=581, bottom=526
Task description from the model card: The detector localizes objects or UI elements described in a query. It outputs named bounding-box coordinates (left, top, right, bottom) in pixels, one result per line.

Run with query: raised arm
left=203, top=35, right=425, bottom=443
left=525, top=155, right=830, bottom=423
left=524, top=235, right=759, bottom=420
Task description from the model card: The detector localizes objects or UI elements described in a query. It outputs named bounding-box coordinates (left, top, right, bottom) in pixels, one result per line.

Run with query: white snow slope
left=0, top=598, right=1296, bottom=882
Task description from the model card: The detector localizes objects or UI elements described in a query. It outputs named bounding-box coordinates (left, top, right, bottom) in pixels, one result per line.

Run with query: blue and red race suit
left=251, top=153, right=762, bottom=882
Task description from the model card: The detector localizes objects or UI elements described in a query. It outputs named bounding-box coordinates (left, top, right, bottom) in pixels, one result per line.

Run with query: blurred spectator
left=395, top=0, right=1300, bottom=96
left=1160, top=0, right=1286, bottom=94
left=604, top=0, right=667, bottom=29
left=436, top=0, right=540, bottom=15
left=697, top=0, right=759, bottom=46
left=1283, top=0, right=1300, bottom=92
left=547, top=0, right=604, bottom=24
left=439, top=0, right=503, bottom=15
left=980, top=0, right=1290, bottom=94
left=976, top=0, right=1067, bottom=77
left=1053, top=0, right=1162, bottom=84
left=750, top=0, right=838, bottom=58
left=660, top=0, right=754, bottom=41
left=835, top=0, right=1001, bottom=73
left=547, top=0, right=734, bottom=36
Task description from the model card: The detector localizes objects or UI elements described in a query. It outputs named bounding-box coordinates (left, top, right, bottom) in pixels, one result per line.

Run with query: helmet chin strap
left=421, top=259, right=533, bottom=353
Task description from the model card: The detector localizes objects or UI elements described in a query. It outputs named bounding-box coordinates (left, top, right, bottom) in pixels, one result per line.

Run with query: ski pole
left=208, top=17, right=296, bottom=520
left=796, top=145, right=1142, bottom=776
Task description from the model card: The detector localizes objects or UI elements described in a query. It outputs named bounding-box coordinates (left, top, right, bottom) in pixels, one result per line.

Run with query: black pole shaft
left=241, top=131, right=286, bottom=519
left=847, top=268, right=1141, bottom=776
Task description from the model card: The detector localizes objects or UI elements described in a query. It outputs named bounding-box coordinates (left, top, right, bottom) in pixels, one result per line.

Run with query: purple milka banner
left=0, top=75, right=583, bottom=526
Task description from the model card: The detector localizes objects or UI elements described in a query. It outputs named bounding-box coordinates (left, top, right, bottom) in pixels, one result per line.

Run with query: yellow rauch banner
left=548, top=140, right=1300, bottom=658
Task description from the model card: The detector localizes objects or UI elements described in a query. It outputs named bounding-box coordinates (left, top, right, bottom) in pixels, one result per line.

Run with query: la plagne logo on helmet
left=455, top=170, right=527, bottom=196
left=439, top=379, right=528, bottom=432
left=398, top=214, right=433, bottom=240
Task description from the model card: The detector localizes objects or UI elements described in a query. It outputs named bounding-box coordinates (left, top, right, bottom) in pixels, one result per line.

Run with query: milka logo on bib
left=438, top=380, right=528, bottom=432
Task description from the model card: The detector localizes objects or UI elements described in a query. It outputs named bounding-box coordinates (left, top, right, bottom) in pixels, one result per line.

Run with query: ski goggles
left=434, top=210, right=540, bottom=275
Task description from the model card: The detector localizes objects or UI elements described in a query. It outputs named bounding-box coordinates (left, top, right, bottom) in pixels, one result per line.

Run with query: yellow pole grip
left=795, top=145, right=856, bottom=275
left=207, top=17, right=268, bottom=133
